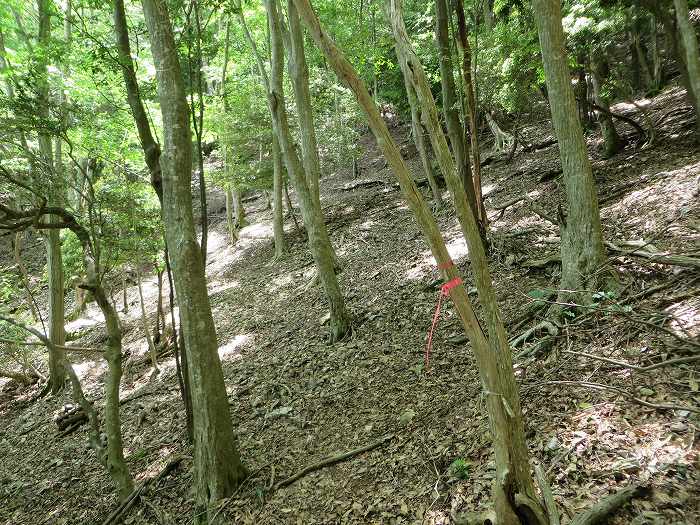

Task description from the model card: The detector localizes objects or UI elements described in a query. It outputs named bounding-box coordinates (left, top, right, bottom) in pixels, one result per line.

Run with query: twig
left=546, top=381, right=700, bottom=414
left=274, top=433, right=394, bottom=490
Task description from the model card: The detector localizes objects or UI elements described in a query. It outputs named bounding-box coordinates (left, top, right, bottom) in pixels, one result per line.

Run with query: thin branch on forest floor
left=101, top=455, right=184, bottom=525
left=570, top=484, right=650, bottom=525
left=545, top=380, right=700, bottom=414
left=274, top=433, right=395, bottom=490
left=563, top=350, right=700, bottom=372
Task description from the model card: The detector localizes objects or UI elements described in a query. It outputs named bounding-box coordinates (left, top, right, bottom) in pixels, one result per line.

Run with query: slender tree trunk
left=673, top=0, right=700, bottom=139
left=240, top=0, right=351, bottom=341
left=384, top=0, right=484, bottom=256
left=589, top=52, right=621, bottom=158
left=13, top=232, right=38, bottom=322
left=453, top=0, right=486, bottom=227
left=533, top=0, right=609, bottom=303
left=136, top=266, right=159, bottom=374
left=434, top=0, right=479, bottom=227
left=37, top=0, right=66, bottom=394
left=291, top=2, right=546, bottom=523
left=286, top=0, right=322, bottom=211
left=225, top=184, right=237, bottom=243
left=272, top=132, right=287, bottom=257
left=652, top=2, right=697, bottom=109
left=141, top=1, right=247, bottom=520
left=233, top=189, right=246, bottom=227
left=92, top=283, right=134, bottom=500
left=113, top=0, right=192, bottom=436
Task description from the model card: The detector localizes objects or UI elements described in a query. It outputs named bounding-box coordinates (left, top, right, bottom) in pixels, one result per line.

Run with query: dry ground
left=1, top=85, right=698, bottom=524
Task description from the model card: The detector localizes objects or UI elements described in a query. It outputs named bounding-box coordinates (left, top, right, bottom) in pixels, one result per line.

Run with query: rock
left=546, top=436, right=560, bottom=451
left=670, top=421, right=688, bottom=433
left=398, top=408, right=415, bottom=427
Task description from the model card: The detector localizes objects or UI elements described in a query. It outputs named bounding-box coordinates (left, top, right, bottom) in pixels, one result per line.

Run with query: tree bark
left=272, top=132, right=287, bottom=257
left=435, top=0, right=477, bottom=218
left=136, top=266, right=159, bottom=373
left=453, top=0, right=486, bottom=227
left=533, top=0, right=609, bottom=303
left=241, top=0, right=351, bottom=341
left=673, top=0, right=700, bottom=139
left=140, top=0, right=247, bottom=520
left=37, top=0, right=67, bottom=394
left=589, top=52, right=621, bottom=158
left=286, top=0, right=322, bottom=211
left=384, top=0, right=486, bottom=255
left=291, top=2, right=544, bottom=523
left=225, top=185, right=237, bottom=243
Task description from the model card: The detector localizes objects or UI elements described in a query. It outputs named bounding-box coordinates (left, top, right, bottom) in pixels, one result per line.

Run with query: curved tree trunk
left=291, top=2, right=546, bottom=523
left=385, top=0, right=485, bottom=255
left=533, top=0, right=608, bottom=303
left=240, top=0, right=351, bottom=341
left=140, top=1, right=248, bottom=520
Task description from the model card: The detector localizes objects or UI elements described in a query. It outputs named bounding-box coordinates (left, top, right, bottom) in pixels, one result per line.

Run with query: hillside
left=1, top=84, right=699, bottom=524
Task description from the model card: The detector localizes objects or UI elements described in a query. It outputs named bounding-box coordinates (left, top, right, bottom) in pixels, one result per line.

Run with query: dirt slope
left=1, top=85, right=698, bottom=525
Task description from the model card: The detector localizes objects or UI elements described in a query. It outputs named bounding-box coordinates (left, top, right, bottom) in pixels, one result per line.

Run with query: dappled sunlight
left=207, top=278, right=241, bottom=295
left=554, top=402, right=696, bottom=483
left=72, top=358, right=106, bottom=381
left=665, top=299, right=700, bottom=337
left=218, top=334, right=251, bottom=361
left=239, top=222, right=273, bottom=239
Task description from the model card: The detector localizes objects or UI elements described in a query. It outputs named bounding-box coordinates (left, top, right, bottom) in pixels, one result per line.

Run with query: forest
left=0, top=0, right=698, bottom=523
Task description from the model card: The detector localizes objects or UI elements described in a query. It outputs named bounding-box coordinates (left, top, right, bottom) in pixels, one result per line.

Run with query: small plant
left=448, top=458, right=472, bottom=480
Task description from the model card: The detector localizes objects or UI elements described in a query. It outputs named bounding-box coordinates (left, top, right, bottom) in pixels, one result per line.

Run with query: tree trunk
left=651, top=1, right=698, bottom=109
left=434, top=0, right=480, bottom=229
left=453, top=0, right=486, bottom=227
left=649, top=14, right=662, bottom=91
left=225, top=184, right=237, bottom=243
left=13, top=232, right=38, bottom=322
left=233, top=189, right=246, bottom=227
left=241, top=0, right=351, bottom=341
left=291, top=2, right=545, bottom=523
left=673, top=0, right=700, bottom=139
left=286, top=0, right=322, bottom=211
left=136, top=266, right=159, bottom=374
left=114, top=0, right=192, bottom=436
left=272, top=132, right=287, bottom=258
left=141, top=0, right=247, bottom=520
left=533, top=0, right=609, bottom=303
left=385, top=0, right=485, bottom=256
left=37, top=0, right=66, bottom=394
left=589, top=52, right=621, bottom=158
left=91, top=283, right=134, bottom=500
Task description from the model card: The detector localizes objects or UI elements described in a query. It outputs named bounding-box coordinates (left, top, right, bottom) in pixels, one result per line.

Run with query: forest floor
left=1, top=85, right=699, bottom=525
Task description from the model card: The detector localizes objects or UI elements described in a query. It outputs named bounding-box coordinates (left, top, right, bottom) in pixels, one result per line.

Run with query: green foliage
left=448, top=458, right=472, bottom=480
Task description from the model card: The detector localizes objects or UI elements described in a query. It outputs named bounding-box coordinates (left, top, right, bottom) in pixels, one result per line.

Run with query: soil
left=1, top=84, right=698, bottom=525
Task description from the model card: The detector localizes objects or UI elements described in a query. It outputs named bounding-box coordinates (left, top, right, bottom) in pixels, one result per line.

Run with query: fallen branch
left=605, top=241, right=700, bottom=270
left=535, top=465, right=560, bottom=525
left=274, top=433, right=394, bottom=490
left=563, top=350, right=700, bottom=372
left=101, top=455, right=184, bottom=525
left=546, top=381, right=700, bottom=414
left=570, top=484, right=649, bottom=525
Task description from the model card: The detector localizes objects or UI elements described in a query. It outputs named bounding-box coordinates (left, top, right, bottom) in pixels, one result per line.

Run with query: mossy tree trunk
left=140, top=1, right=248, bottom=521
left=533, top=0, right=608, bottom=303
left=291, top=1, right=547, bottom=522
